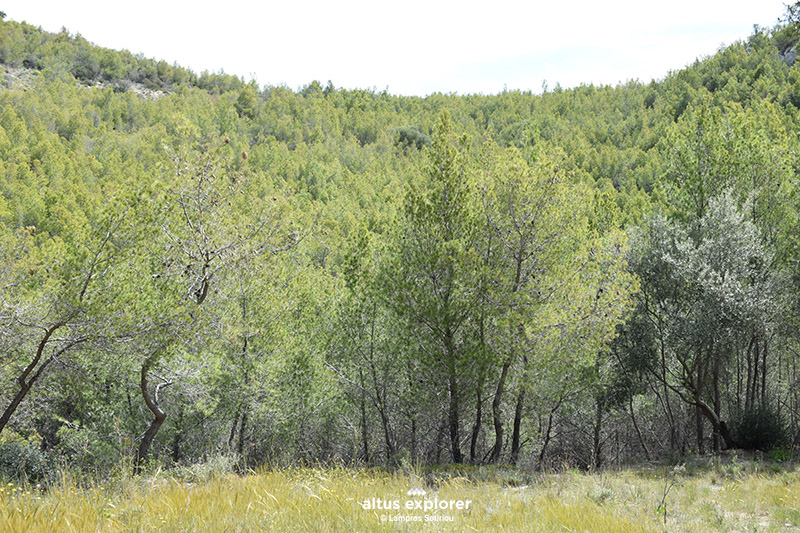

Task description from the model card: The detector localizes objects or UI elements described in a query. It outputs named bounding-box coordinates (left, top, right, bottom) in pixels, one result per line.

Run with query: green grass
left=0, top=462, right=798, bottom=532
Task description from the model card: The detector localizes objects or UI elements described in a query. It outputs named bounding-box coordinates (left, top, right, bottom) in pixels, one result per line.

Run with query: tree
left=478, top=139, right=635, bottom=465
left=0, top=207, right=131, bottom=438
left=629, top=193, right=780, bottom=450
left=130, top=138, right=295, bottom=471
left=380, top=111, right=483, bottom=464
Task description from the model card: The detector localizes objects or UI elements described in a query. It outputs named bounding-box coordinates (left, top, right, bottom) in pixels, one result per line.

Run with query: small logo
left=406, top=487, right=426, bottom=497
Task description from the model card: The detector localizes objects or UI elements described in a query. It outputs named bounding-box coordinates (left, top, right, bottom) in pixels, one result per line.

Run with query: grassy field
left=0, top=458, right=798, bottom=532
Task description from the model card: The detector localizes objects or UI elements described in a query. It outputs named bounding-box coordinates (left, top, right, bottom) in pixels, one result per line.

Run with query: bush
left=393, top=126, right=432, bottom=150
left=0, top=438, right=52, bottom=484
left=733, top=403, right=788, bottom=451
left=173, top=454, right=239, bottom=482
left=53, top=424, right=119, bottom=476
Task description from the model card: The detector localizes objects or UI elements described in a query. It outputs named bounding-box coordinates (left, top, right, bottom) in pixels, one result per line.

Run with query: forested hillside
left=1, top=10, right=800, bottom=480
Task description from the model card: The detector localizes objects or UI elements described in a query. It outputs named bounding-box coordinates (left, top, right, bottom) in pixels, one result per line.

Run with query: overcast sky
left=2, top=1, right=790, bottom=96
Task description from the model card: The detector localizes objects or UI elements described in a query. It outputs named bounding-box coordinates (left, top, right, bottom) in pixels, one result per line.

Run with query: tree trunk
left=694, top=396, right=737, bottom=449
left=237, top=407, right=248, bottom=470
left=490, top=358, right=511, bottom=463
left=658, top=323, right=677, bottom=451
left=228, top=410, right=239, bottom=449
left=712, top=357, right=720, bottom=452
left=628, top=395, right=650, bottom=461
left=0, top=323, right=65, bottom=436
left=407, top=361, right=418, bottom=464
left=448, top=369, right=463, bottom=464
left=470, top=386, right=482, bottom=465
left=434, top=416, right=446, bottom=464
left=0, top=381, right=35, bottom=436
left=695, top=403, right=705, bottom=453
left=592, top=396, right=604, bottom=470
left=535, top=409, right=555, bottom=471
left=510, top=387, right=525, bottom=466
left=135, top=355, right=169, bottom=473
left=171, top=404, right=184, bottom=464
left=359, top=368, right=369, bottom=464
left=745, top=335, right=754, bottom=413
left=378, top=406, right=395, bottom=461
left=136, top=414, right=165, bottom=474
left=761, top=336, right=768, bottom=406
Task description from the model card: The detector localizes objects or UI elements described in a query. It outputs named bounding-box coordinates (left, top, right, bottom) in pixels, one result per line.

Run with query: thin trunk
left=359, top=368, right=369, bottom=463
left=736, top=341, right=742, bottom=414
left=434, top=416, right=446, bottom=464
left=745, top=335, right=754, bottom=413
left=713, top=357, right=720, bottom=452
left=659, top=322, right=677, bottom=450
left=378, top=407, right=395, bottom=461
left=445, top=329, right=462, bottom=464
left=0, top=323, right=65, bottom=435
left=171, top=404, right=184, bottom=464
left=535, top=408, right=555, bottom=471
left=237, top=297, right=250, bottom=470
left=592, top=396, right=604, bottom=470
left=469, top=314, right=488, bottom=466
left=368, top=369, right=395, bottom=461
left=490, top=357, right=512, bottom=463
left=761, top=336, right=768, bottom=406
left=0, top=380, right=36, bottom=436
left=489, top=231, right=525, bottom=464
left=407, top=361, right=418, bottom=464
left=228, top=410, right=239, bottom=449
left=411, top=417, right=417, bottom=464
left=448, top=369, right=462, bottom=463
left=510, top=387, right=525, bottom=466
left=135, top=355, right=169, bottom=473
left=628, top=395, right=650, bottom=461
left=751, top=335, right=760, bottom=409
left=696, top=403, right=704, bottom=454
left=237, top=407, right=248, bottom=468
left=470, top=386, right=482, bottom=465
left=510, top=359, right=529, bottom=466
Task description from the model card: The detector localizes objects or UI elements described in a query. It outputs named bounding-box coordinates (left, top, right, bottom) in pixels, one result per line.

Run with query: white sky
left=2, top=1, right=790, bottom=96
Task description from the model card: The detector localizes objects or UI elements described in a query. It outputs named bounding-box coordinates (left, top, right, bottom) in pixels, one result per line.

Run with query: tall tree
left=380, top=111, right=483, bottom=464
left=131, top=138, right=294, bottom=471
left=0, top=206, right=131, bottom=437
left=629, top=193, right=780, bottom=450
left=478, top=139, right=635, bottom=465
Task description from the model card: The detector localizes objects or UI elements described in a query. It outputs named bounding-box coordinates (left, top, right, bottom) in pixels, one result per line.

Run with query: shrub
left=393, top=126, right=432, bottom=150
left=0, top=438, right=52, bottom=484
left=733, top=403, right=788, bottom=451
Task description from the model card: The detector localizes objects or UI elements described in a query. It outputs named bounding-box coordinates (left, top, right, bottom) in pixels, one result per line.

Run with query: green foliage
left=235, top=84, right=258, bottom=119
left=0, top=436, right=52, bottom=484
left=392, top=125, right=431, bottom=150
left=733, top=404, right=789, bottom=451
left=0, top=8, right=799, bottom=477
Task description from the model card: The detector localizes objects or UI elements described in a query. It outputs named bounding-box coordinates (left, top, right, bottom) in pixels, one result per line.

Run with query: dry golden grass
left=0, top=461, right=798, bottom=532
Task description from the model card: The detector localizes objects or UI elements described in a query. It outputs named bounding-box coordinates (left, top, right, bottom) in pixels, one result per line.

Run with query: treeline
left=0, top=11, right=799, bottom=480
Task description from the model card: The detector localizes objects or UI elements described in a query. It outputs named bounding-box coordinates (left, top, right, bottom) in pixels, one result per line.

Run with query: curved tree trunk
left=693, top=396, right=737, bottom=450
left=490, top=358, right=511, bottom=463
left=510, top=360, right=530, bottom=466
left=0, top=323, right=64, bottom=436
left=135, top=355, right=170, bottom=473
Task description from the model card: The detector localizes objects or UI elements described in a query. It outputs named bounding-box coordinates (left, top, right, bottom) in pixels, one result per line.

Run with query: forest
left=1, top=8, right=800, bottom=488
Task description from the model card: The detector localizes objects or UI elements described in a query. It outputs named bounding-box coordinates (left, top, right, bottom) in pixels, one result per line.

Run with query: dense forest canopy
left=1, top=8, right=800, bottom=480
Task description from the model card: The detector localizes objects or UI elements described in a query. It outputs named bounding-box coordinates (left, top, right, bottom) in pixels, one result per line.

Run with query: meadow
left=0, top=458, right=798, bottom=532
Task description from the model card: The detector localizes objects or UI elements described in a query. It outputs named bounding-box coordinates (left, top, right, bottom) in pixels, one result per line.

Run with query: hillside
left=0, top=10, right=799, bottom=485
